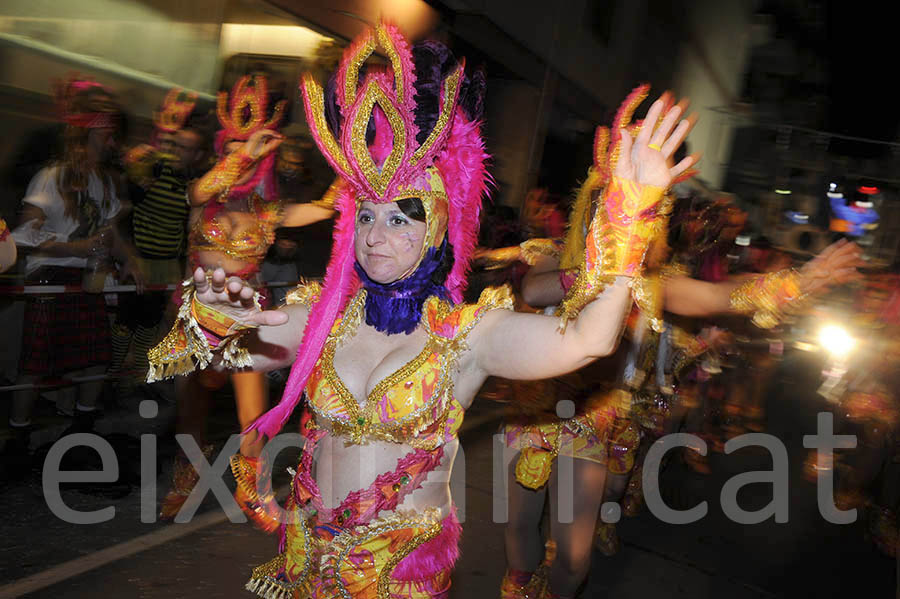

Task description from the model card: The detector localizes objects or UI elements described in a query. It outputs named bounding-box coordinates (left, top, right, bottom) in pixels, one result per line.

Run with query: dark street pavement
left=1, top=352, right=897, bottom=599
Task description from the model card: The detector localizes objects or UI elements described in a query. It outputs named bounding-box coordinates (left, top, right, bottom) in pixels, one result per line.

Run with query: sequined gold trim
left=311, top=292, right=454, bottom=447
left=322, top=508, right=443, bottom=599
left=245, top=516, right=313, bottom=599
left=520, top=238, right=561, bottom=266
left=195, top=151, right=255, bottom=198
left=343, top=31, right=376, bottom=109
left=351, top=83, right=407, bottom=197
left=146, top=280, right=258, bottom=382
left=301, top=73, right=352, bottom=175
left=376, top=512, right=442, bottom=599
left=285, top=280, right=322, bottom=308
left=411, top=64, right=462, bottom=165
left=309, top=288, right=513, bottom=447
left=632, top=272, right=664, bottom=333
left=375, top=23, right=407, bottom=103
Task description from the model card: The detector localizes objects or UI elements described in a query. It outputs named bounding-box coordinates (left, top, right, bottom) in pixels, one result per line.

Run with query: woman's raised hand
left=241, top=129, right=284, bottom=162
left=192, top=267, right=288, bottom=327
left=798, top=239, right=864, bottom=295
left=615, top=95, right=699, bottom=189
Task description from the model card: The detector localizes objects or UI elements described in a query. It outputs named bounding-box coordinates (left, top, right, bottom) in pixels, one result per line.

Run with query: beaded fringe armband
left=146, top=281, right=260, bottom=382
left=196, top=151, right=256, bottom=199
left=474, top=246, right=526, bottom=270
left=310, top=177, right=343, bottom=210
left=519, top=238, right=562, bottom=266
left=556, top=177, right=664, bottom=330
left=729, top=269, right=807, bottom=329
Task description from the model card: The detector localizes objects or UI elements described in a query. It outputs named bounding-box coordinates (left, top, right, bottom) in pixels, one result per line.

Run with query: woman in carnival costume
left=151, top=22, right=696, bottom=598
left=149, top=75, right=335, bottom=520
left=499, top=84, right=862, bottom=598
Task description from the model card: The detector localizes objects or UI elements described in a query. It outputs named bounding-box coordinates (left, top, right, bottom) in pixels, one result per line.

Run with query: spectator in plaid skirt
left=9, top=80, right=139, bottom=447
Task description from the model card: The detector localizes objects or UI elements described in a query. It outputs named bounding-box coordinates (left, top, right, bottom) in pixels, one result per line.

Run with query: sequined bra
left=189, top=192, right=281, bottom=263
left=288, top=283, right=514, bottom=449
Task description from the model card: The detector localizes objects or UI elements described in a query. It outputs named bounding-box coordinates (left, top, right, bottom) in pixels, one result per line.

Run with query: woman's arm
left=17, top=204, right=99, bottom=258
left=663, top=239, right=862, bottom=320
left=469, top=276, right=632, bottom=381
left=663, top=274, right=737, bottom=316
left=467, top=92, right=698, bottom=384
left=281, top=203, right=334, bottom=228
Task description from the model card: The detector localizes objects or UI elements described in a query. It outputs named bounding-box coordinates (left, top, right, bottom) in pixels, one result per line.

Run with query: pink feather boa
left=434, top=110, right=491, bottom=303
left=392, top=509, right=462, bottom=581
left=246, top=182, right=359, bottom=439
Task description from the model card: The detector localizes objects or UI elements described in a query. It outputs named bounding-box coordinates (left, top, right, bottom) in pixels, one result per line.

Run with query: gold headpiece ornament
left=154, top=88, right=198, bottom=133
left=217, top=75, right=286, bottom=141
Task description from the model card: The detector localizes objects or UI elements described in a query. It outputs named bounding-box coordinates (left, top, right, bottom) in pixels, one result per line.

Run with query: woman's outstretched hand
left=615, top=95, right=699, bottom=189
left=798, top=239, right=863, bottom=295
left=192, top=267, right=288, bottom=328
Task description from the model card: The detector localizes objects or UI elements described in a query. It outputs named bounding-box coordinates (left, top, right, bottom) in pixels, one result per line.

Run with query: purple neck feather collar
left=354, top=244, right=450, bottom=335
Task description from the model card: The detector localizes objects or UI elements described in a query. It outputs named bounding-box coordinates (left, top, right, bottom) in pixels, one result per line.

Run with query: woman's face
left=354, top=200, right=428, bottom=284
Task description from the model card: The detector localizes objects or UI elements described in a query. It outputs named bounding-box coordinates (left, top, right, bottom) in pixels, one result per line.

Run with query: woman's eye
left=390, top=216, right=408, bottom=226
left=358, top=214, right=373, bottom=224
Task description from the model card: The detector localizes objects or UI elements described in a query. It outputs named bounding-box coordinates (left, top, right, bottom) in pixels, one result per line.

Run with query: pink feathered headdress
left=248, top=22, right=490, bottom=439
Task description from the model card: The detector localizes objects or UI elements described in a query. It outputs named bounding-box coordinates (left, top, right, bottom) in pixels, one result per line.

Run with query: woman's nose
left=366, top=220, right=385, bottom=246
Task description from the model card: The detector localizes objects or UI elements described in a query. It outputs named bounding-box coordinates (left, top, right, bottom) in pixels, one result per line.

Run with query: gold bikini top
left=288, top=283, right=514, bottom=449
left=189, top=192, right=281, bottom=263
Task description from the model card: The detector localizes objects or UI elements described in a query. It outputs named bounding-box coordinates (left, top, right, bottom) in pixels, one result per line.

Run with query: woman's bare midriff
left=309, top=431, right=458, bottom=521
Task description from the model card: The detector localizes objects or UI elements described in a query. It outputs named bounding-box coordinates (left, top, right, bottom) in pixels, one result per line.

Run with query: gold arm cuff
left=146, top=280, right=256, bottom=382
left=519, top=238, right=561, bottom=266
left=729, top=269, right=806, bottom=329
left=195, top=151, right=255, bottom=198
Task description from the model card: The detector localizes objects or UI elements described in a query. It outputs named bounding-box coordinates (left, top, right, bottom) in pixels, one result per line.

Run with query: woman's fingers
left=193, top=267, right=209, bottom=292
left=669, top=152, right=701, bottom=178
left=262, top=137, right=284, bottom=155
left=660, top=112, right=698, bottom=157
left=210, top=268, right=227, bottom=294
left=634, top=98, right=664, bottom=150
left=237, top=284, right=257, bottom=309
left=647, top=102, right=685, bottom=151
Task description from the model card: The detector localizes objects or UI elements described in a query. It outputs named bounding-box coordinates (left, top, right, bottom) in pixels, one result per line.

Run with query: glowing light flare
left=818, top=324, right=856, bottom=358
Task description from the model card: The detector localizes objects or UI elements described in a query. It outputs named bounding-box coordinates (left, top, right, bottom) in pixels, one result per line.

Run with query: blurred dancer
left=9, top=79, right=138, bottom=443
left=150, top=75, right=333, bottom=520
left=500, top=86, right=862, bottom=599
left=111, top=89, right=210, bottom=389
